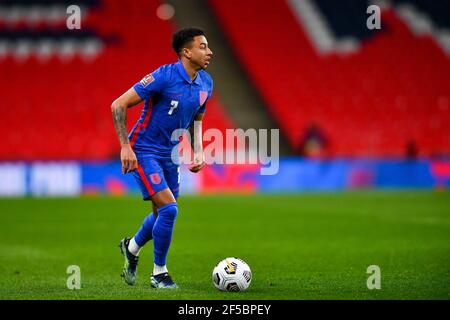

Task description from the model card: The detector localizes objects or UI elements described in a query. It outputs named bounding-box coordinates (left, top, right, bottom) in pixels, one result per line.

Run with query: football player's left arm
left=189, top=112, right=205, bottom=173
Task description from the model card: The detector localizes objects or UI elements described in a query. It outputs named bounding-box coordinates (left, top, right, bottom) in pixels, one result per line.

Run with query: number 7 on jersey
left=168, top=100, right=179, bottom=115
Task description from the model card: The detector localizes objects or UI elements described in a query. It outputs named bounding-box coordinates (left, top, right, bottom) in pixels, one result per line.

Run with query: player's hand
left=121, top=144, right=138, bottom=174
left=189, top=151, right=205, bottom=173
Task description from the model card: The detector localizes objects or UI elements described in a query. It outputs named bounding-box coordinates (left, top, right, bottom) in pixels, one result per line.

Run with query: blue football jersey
left=129, top=60, right=213, bottom=157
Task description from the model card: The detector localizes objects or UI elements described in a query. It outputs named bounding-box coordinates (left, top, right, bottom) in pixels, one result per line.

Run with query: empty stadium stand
left=2, top=0, right=449, bottom=160
left=209, top=0, right=450, bottom=157
left=0, top=0, right=233, bottom=160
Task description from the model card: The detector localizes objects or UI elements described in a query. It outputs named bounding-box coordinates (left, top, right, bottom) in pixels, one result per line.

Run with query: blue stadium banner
left=0, top=159, right=449, bottom=197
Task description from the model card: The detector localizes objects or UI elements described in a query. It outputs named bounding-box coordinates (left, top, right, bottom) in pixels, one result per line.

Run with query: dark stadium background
left=0, top=0, right=449, bottom=300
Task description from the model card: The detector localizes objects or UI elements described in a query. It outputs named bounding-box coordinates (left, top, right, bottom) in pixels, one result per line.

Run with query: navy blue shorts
left=133, top=154, right=180, bottom=201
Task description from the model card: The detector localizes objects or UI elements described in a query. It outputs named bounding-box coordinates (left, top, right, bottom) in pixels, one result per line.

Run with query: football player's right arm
left=111, top=88, right=142, bottom=174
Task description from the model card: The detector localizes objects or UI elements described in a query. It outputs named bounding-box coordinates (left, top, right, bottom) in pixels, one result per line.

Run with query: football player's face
left=185, top=35, right=213, bottom=69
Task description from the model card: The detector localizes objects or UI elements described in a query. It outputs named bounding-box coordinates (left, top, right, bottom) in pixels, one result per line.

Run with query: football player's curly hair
left=172, top=27, right=206, bottom=57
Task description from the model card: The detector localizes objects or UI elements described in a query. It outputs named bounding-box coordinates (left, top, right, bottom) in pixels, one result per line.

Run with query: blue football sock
left=152, top=202, right=178, bottom=266
left=134, top=212, right=157, bottom=247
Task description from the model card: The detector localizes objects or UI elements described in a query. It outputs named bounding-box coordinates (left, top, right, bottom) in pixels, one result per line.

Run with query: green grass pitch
left=0, top=191, right=449, bottom=300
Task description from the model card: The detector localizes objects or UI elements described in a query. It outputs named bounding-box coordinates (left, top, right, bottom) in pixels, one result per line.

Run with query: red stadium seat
left=0, top=0, right=234, bottom=160
left=209, top=0, right=450, bottom=157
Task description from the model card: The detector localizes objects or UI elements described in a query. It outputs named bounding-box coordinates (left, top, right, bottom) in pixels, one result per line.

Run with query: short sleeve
left=133, top=66, right=167, bottom=100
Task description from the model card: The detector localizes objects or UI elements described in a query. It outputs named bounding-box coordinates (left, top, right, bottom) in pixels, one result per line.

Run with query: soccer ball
left=212, top=257, right=252, bottom=292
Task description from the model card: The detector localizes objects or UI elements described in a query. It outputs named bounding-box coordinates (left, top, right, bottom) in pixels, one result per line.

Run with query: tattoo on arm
left=112, top=106, right=129, bottom=146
